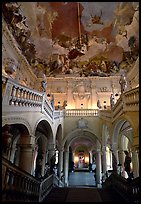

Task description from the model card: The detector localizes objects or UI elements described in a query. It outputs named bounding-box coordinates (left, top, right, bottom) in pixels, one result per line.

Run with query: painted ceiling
left=2, top=2, right=139, bottom=78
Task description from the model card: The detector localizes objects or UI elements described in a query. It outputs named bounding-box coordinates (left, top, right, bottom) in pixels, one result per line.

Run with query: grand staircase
left=43, top=186, right=126, bottom=202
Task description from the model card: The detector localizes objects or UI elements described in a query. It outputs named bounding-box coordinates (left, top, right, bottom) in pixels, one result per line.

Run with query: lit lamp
left=47, top=94, right=51, bottom=100
left=58, top=101, right=60, bottom=109
left=115, top=93, right=118, bottom=103
left=103, top=101, right=106, bottom=109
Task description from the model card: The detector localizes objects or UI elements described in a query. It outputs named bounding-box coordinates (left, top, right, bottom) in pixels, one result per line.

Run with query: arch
left=2, top=116, right=32, bottom=135
left=56, top=124, right=63, bottom=148
left=112, top=118, right=134, bottom=145
left=2, top=123, right=31, bottom=166
left=33, top=117, right=53, bottom=137
left=63, top=128, right=101, bottom=148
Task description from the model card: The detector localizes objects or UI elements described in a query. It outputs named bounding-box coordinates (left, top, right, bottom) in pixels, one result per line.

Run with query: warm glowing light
left=85, top=156, right=89, bottom=163
left=74, top=156, right=79, bottom=163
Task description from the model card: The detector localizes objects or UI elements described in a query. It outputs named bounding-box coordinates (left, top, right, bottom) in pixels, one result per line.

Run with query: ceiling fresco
left=2, top=2, right=139, bottom=77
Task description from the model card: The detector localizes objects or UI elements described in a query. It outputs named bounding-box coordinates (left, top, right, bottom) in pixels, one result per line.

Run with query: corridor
left=68, top=171, right=96, bottom=187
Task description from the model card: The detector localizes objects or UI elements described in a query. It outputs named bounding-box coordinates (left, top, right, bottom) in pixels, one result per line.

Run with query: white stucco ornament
left=77, top=118, right=88, bottom=129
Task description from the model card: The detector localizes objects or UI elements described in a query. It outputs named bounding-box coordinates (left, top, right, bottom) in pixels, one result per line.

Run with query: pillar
left=2, top=125, right=13, bottom=160
left=58, top=148, right=64, bottom=179
left=112, top=143, right=119, bottom=165
left=19, top=144, right=35, bottom=174
left=9, top=145, right=17, bottom=163
left=96, top=149, right=102, bottom=187
left=89, top=151, right=93, bottom=164
left=118, top=150, right=126, bottom=177
left=48, top=143, right=56, bottom=165
left=64, top=149, right=69, bottom=186
left=102, top=146, right=107, bottom=180
left=19, top=134, right=36, bottom=174
left=132, top=147, right=139, bottom=178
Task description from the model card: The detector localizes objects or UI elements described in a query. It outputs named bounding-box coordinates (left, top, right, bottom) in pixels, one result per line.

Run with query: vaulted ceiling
left=2, top=2, right=139, bottom=78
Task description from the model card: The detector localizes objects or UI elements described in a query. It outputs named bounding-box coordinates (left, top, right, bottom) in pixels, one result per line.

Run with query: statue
left=41, top=74, right=47, bottom=92
left=97, top=99, right=102, bottom=109
left=119, top=73, right=127, bottom=93
left=110, top=94, right=115, bottom=108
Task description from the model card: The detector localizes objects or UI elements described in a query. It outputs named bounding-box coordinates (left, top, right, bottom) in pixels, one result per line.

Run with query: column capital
left=131, top=146, right=139, bottom=153
left=102, top=146, right=107, bottom=152
left=112, top=143, right=118, bottom=151
left=48, top=143, right=56, bottom=151
left=58, top=147, right=64, bottom=152
left=19, top=144, right=35, bottom=150
left=20, top=134, right=35, bottom=145
left=96, top=148, right=101, bottom=153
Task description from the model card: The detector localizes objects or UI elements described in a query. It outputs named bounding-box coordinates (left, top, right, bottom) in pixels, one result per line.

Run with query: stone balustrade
left=2, top=75, right=139, bottom=123
left=2, top=157, right=40, bottom=202
left=99, top=87, right=139, bottom=122
left=124, top=87, right=139, bottom=111
left=98, top=110, right=112, bottom=121
left=65, top=109, right=98, bottom=117
left=2, top=76, right=59, bottom=122
left=42, top=94, right=54, bottom=120
left=54, top=110, right=65, bottom=120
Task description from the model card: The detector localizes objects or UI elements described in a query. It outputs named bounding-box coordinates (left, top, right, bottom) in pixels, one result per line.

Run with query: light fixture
left=57, top=101, right=60, bottom=109
left=103, top=101, right=106, bottom=109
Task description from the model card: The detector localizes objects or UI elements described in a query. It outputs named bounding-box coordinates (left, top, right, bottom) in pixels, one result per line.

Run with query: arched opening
left=2, top=123, right=30, bottom=167
left=63, top=129, right=101, bottom=187
left=34, top=119, right=53, bottom=178
left=112, top=119, right=134, bottom=178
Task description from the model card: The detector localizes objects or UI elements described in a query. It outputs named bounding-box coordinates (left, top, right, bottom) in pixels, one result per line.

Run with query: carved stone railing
left=53, top=174, right=64, bottom=187
left=2, top=76, right=43, bottom=113
left=54, top=110, right=65, bottom=120
left=123, top=87, right=139, bottom=111
left=2, top=75, right=64, bottom=122
left=2, top=157, right=40, bottom=202
left=2, top=157, right=64, bottom=202
left=103, top=173, right=140, bottom=202
left=65, top=109, right=99, bottom=117
left=99, top=87, right=139, bottom=122
left=98, top=110, right=112, bottom=121
left=42, top=94, right=54, bottom=121
left=39, top=174, right=54, bottom=202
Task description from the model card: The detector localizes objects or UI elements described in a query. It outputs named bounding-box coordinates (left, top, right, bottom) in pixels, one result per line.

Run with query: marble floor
left=68, top=171, right=96, bottom=187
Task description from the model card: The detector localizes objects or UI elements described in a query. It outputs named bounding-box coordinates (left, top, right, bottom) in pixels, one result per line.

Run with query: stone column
left=19, top=134, right=36, bottom=174
left=96, top=149, right=102, bottom=187
left=48, top=143, right=56, bottom=164
left=132, top=147, right=139, bottom=178
left=2, top=125, right=13, bottom=160
left=9, top=135, right=20, bottom=163
left=58, top=148, right=64, bottom=179
left=9, top=146, right=17, bottom=163
left=89, top=151, right=93, bottom=164
left=41, top=150, right=46, bottom=176
left=113, top=143, right=119, bottom=164
left=118, top=150, right=126, bottom=177
left=112, top=143, right=119, bottom=172
left=102, top=146, right=107, bottom=180
left=19, top=144, right=35, bottom=174
left=64, top=149, right=69, bottom=186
